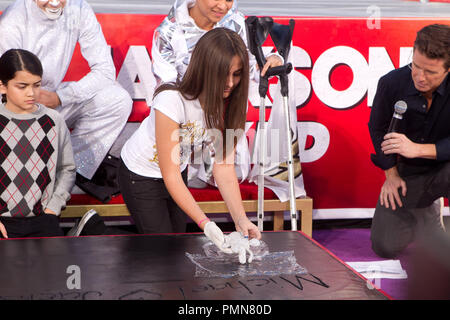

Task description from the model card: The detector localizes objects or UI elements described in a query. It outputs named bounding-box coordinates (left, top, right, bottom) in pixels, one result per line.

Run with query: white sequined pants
left=57, top=82, right=132, bottom=180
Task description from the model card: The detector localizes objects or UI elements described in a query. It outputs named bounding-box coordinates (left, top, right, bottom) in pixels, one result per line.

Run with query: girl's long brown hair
left=154, top=27, right=249, bottom=157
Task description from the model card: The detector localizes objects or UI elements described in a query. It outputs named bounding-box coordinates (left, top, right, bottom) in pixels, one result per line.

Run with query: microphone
left=387, top=100, right=407, bottom=133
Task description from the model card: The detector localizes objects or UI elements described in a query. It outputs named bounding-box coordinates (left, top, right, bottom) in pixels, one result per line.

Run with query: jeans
left=0, top=214, right=64, bottom=238
left=371, top=161, right=450, bottom=258
left=118, top=158, right=187, bottom=234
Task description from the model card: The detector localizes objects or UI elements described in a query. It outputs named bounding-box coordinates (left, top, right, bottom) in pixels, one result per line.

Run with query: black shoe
left=74, top=154, right=121, bottom=203
left=75, top=173, right=114, bottom=203
left=67, top=209, right=106, bottom=236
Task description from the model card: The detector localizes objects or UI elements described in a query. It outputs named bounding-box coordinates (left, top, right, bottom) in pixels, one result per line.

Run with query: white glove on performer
left=204, top=221, right=233, bottom=254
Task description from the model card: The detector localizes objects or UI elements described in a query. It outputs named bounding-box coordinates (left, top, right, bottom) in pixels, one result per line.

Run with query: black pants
left=0, top=214, right=64, bottom=238
left=118, top=158, right=187, bottom=234
left=371, top=161, right=450, bottom=258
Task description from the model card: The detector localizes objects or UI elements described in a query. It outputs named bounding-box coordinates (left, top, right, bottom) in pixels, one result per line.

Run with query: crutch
left=270, top=20, right=297, bottom=231
left=246, top=17, right=297, bottom=231
left=245, top=16, right=273, bottom=231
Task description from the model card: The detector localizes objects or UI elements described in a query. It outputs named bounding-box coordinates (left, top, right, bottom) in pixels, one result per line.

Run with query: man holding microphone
left=368, top=24, right=450, bottom=258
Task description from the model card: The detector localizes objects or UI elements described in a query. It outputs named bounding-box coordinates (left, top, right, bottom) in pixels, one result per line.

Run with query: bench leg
left=273, top=211, right=284, bottom=231
left=300, top=208, right=313, bottom=237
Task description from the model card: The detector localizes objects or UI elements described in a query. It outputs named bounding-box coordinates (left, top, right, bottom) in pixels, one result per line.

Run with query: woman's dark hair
left=154, top=27, right=250, bottom=157
left=0, top=49, right=43, bottom=103
left=414, top=24, right=450, bottom=69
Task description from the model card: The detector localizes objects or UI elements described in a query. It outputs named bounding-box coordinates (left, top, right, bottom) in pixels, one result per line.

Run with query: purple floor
left=312, top=228, right=414, bottom=300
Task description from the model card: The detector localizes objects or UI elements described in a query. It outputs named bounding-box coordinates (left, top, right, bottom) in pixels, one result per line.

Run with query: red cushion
left=128, top=101, right=150, bottom=122
left=188, top=181, right=276, bottom=202
left=67, top=181, right=277, bottom=206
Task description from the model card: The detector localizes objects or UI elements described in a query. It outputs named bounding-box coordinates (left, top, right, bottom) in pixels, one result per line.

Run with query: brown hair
left=414, top=24, right=450, bottom=69
left=154, top=27, right=249, bottom=157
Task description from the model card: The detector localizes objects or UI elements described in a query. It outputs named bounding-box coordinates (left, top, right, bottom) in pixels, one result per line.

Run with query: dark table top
left=0, top=231, right=388, bottom=300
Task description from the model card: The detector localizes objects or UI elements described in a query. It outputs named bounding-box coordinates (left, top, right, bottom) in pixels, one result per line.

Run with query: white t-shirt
left=121, top=90, right=211, bottom=178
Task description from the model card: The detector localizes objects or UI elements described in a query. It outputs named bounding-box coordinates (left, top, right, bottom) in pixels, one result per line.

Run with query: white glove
left=224, top=232, right=254, bottom=264
left=238, top=243, right=254, bottom=264
left=204, top=221, right=233, bottom=254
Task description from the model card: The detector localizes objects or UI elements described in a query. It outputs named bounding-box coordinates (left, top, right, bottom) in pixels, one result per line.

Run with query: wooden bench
left=61, top=103, right=313, bottom=236
left=61, top=190, right=313, bottom=236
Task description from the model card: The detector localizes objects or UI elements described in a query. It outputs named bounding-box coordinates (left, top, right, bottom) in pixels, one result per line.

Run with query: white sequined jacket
left=151, top=0, right=259, bottom=85
left=0, top=0, right=116, bottom=107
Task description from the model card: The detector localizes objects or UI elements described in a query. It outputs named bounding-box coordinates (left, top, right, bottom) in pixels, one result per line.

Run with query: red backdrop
left=11, top=13, right=450, bottom=217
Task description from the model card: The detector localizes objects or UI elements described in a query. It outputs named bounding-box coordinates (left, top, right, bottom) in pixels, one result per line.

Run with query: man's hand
left=381, top=133, right=419, bottom=158
left=380, top=166, right=407, bottom=210
left=382, top=132, right=437, bottom=160
left=38, top=89, right=61, bottom=109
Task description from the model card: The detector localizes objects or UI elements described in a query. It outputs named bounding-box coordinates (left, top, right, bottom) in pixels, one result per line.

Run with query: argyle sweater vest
left=0, top=104, right=75, bottom=217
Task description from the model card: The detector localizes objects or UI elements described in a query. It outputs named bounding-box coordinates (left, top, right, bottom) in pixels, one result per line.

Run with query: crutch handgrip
left=263, top=63, right=292, bottom=78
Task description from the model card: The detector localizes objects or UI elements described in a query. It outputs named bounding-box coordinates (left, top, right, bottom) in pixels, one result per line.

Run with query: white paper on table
left=346, top=260, right=408, bottom=279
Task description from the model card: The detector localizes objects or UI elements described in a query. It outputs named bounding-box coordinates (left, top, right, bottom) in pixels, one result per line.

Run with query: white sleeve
left=0, top=6, right=26, bottom=56
left=56, top=1, right=116, bottom=106
left=151, top=90, right=185, bottom=124
left=45, top=114, right=76, bottom=215
left=151, top=28, right=179, bottom=85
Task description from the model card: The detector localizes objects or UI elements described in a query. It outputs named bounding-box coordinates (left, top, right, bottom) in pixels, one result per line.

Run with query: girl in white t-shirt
left=119, top=28, right=261, bottom=251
